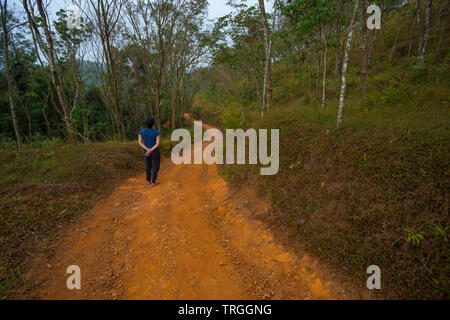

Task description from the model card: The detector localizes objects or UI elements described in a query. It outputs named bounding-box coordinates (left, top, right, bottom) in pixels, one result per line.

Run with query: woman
left=138, top=117, right=161, bottom=186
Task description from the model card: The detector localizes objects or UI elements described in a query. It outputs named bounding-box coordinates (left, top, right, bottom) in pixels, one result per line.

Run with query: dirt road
left=23, top=124, right=360, bottom=300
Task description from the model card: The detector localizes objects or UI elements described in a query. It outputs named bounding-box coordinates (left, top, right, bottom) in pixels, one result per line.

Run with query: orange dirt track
left=24, top=121, right=363, bottom=300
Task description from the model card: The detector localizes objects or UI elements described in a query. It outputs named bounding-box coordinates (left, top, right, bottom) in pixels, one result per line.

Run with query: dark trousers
left=145, top=149, right=161, bottom=183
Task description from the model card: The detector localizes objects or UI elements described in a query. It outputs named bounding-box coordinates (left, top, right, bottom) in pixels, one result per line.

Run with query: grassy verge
left=216, top=100, right=449, bottom=299
left=198, top=59, right=449, bottom=298
left=0, top=140, right=155, bottom=299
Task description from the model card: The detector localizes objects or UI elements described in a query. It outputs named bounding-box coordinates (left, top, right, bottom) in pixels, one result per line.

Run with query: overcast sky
left=208, top=0, right=261, bottom=19
left=10, top=0, right=271, bottom=21
left=11, top=0, right=271, bottom=62
left=38, top=0, right=265, bottom=21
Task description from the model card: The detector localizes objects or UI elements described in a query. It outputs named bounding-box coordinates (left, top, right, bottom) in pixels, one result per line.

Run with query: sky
left=12, top=0, right=271, bottom=61
left=208, top=0, right=260, bottom=20
left=43, top=0, right=265, bottom=20
left=9, top=0, right=270, bottom=21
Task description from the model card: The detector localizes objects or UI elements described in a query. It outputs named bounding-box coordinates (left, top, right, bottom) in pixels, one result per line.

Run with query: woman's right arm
left=138, top=134, right=150, bottom=153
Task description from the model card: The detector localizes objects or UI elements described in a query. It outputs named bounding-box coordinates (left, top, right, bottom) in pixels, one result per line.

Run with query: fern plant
left=404, top=227, right=425, bottom=245
left=430, top=224, right=449, bottom=243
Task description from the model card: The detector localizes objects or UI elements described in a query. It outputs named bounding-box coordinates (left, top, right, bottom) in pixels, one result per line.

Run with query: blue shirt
left=139, top=128, right=160, bottom=151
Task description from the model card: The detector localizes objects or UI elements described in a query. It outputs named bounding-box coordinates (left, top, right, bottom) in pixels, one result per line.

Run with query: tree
left=436, top=0, right=448, bottom=57
left=210, top=3, right=266, bottom=115
left=416, top=0, right=422, bottom=55
left=258, top=0, right=273, bottom=116
left=278, top=0, right=337, bottom=110
left=81, top=0, right=126, bottom=140
left=124, top=0, right=208, bottom=131
left=168, top=2, right=209, bottom=128
left=359, top=0, right=367, bottom=98
left=22, top=0, right=77, bottom=142
left=337, top=0, right=359, bottom=129
left=54, top=9, right=93, bottom=141
left=0, top=0, right=22, bottom=149
left=417, top=0, right=432, bottom=66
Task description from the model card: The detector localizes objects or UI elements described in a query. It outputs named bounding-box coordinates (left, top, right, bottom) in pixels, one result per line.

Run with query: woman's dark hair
left=146, top=117, right=155, bottom=129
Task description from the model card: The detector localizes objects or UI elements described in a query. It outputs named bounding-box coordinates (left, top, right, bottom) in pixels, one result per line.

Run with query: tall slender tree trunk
left=417, top=0, right=423, bottom=55
left=417, top=0, right=432, bottom=66
left=390, top=19, right=404, bottom=63
left=1, top=0, right=22, bottom=149
left=368, top=29, right=379, bottom=65
left=333, top=31, right=342, bottom=93
left=408, top=19, right=413, bottom=57
left=80, top=81, right=89, bottom=142
left=436, top=0, right=448, bottom=57
left=42, top=106, right=52, bottom=140
left=321, top=37, right=328, bottom=110
left=316, top=50, right=322, bottom=98
left=360, top=0, right=368, bottom=98
left=155, top=74, right=162, bottom=132
left=155, top=39, right=166, bottom=132
left=309, top=52, right=313, bottom=90
left=179, top=76, right=186, bottom=127
left=171, top=70, right=182, bottom=129
left=337, top=0, right=359, bottom=129
left=333, top=49, right=339, bottom=94
left=258, top=0, right=272, bottom=117
left=334, top=0, right=343, bottom=95
left=26, top=106, right=32, bottom=142
left=106, top=38, right=125, bottom=140
left=24, top=0, right=76, bottom=142
left=28, top=20, right=62, bottom=119
left=297, top=56, right=302, bottom=87
left=101, top=31, right=125, bottom=140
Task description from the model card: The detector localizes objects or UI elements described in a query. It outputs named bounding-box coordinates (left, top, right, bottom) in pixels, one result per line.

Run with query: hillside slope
left=193, top=5, right=449, bottom=299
